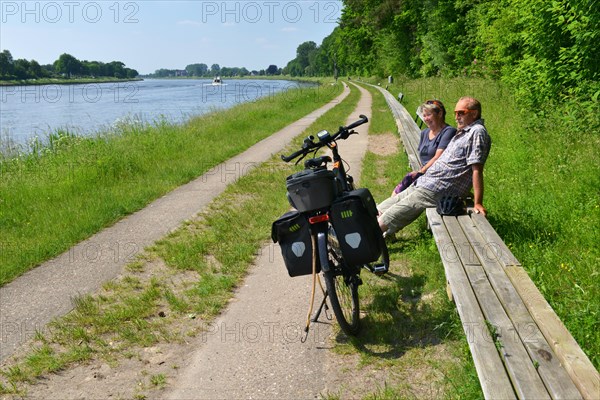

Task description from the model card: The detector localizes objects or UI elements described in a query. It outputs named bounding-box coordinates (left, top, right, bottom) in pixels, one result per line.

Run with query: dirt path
left=164, top=82, right=373, bottom=399
left=0, top=83, right=350, bottom=363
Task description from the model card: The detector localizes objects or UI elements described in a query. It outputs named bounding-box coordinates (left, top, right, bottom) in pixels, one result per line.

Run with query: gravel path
left=164, top=83, right=373, bottom=399
left=0, top=83, right=351, bottom=363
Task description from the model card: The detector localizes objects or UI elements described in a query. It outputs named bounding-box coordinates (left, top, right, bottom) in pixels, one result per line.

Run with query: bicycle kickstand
left=311, top=290, right=331, bottom=323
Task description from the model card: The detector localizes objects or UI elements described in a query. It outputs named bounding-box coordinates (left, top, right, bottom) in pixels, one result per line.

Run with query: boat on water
left=212, top=76, right=223, bottom=85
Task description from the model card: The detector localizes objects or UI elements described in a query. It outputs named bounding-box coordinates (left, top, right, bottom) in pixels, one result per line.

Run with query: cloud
left=281, top=27, right=299, bottom=33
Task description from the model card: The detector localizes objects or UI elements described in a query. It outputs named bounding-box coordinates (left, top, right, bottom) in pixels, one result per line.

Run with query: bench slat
left=397, top=114, right=421, bottom=152
left=505, top=266, right=600, bottom=400
left=444, top=217, right=552, bottom=399
left=441, top=216, right=480, bottom=267
left=426, top=209, right=517, bottom=399
left=470, top=213, right=521, bottom=267
left=459, top=215, right=585, bottom=399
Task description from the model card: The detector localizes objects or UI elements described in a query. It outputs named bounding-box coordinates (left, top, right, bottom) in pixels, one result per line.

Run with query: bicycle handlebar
left=281, top=114, right=368, bottom=163
left=345, top=114, right=368, bottom=131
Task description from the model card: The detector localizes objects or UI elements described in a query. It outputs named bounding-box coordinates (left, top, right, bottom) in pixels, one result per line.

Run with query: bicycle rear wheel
left=323, top=265, right=360, bottom=335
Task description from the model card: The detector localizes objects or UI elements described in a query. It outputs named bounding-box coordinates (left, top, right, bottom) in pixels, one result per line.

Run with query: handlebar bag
left=329, top=188, right=382, bottom=267
left=286, top=169, right=337, bottom=212
left=271, top=211, right=318, bottom=277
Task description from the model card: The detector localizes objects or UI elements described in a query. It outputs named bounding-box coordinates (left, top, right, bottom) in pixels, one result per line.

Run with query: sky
left=0, top=0, right=343, bottom=74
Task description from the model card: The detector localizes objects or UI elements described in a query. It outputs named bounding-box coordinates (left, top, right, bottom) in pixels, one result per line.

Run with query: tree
left=28, top=60, right=43, bottom=78
left=185, top=63, right=208, bottom=76
left=296, top=41, right=318, bottom=71
left=54, top=53, right=81, bottom=77
left=85, top=61, right=102, bottom=77
left=109, top=61, right=126, bottom=78
left=0, top=50, right=14, bottom=77
left=266, top=65, right=278, bottom=75
left=126, top=68, right=138, bottom=79
left=13, top=59, right=30, bottom=79
left=210, top=64, right=221, bottom=76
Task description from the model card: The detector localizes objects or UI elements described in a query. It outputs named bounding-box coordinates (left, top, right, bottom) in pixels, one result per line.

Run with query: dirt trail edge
left=164, top=83, right=373, bottom=399
left=0, top=83, right=351, bottom=363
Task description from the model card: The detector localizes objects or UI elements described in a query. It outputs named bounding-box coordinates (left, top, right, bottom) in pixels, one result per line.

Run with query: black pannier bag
left=329, top=188, right=382, bottom=266
left=286, top=169, right=337, bottom=212
left=271, top=210, right=318, bottom=277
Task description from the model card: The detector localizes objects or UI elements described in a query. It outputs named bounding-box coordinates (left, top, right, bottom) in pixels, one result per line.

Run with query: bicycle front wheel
left=323, top=269, right=360, bottom=335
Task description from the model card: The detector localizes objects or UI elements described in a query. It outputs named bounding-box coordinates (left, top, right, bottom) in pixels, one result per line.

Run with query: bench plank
left=505, top=265, right=600, bottom=400
left=397, top=113, right=421, bottom=151
left=442, top=216, right=480, bottom=267
left=470, top=213, right=521, bottom=267
left=444, top=217, right=552, bottom=399
left=426, top=210, right=517, bottom=399
left=456, top=216, right=584, bottom=399
left=468, top=195, right=597, bottom=399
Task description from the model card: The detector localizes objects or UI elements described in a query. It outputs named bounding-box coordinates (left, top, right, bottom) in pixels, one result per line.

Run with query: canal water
left=0, top=79, right=314, bottom=149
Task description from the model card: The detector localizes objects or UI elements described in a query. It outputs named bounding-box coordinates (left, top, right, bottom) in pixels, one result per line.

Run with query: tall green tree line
left=0, top=50, right=139, bottom=80
left=285, top=0, right=599, bottom=108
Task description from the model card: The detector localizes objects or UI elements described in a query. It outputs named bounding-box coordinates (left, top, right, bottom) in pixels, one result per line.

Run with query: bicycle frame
left=329, top=141, right=353, bottom=193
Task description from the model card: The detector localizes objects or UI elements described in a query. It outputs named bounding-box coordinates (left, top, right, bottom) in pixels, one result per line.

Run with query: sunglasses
left=426, top=100, right=445, bottom=110
left=454, top=109, right=475, bottom=117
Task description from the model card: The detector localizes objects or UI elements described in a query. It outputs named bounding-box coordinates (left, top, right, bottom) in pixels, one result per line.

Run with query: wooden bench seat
left=369, top=84, right=599, bottom=399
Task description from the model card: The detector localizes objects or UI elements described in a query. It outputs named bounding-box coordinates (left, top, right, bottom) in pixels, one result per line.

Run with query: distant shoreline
left=139, top=75, right=323, bottom=84
left=0, top=77, right=144, bottom=87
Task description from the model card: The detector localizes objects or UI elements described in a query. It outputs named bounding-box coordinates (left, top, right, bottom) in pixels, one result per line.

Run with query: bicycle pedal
left=370, top=263, right=388, bottom=276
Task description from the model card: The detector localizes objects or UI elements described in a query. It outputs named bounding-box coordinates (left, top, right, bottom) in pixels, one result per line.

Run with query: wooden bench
left=370, top=84, right=599, bottom=400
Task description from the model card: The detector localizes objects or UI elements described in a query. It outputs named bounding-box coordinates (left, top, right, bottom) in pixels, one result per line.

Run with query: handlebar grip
left=345, top=114, right=368, bottom=131
left=281, top=148, right=305, bottom=162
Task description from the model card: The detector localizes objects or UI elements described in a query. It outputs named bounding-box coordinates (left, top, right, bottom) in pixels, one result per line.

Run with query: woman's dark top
left=418, top=125, right=457, bottom=165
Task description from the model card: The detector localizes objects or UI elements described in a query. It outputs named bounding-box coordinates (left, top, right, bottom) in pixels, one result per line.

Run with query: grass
left=0, top=81, right=361, bottom=396
left=1, top=77, right=597, bottom=398
left=0, top=80, right=342, bottom=285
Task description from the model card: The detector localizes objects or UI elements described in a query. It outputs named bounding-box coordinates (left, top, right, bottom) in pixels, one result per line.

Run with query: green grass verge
left=0, top=80, right=342, bottom=285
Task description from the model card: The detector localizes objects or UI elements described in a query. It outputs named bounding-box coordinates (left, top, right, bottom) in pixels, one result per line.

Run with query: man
left=378, top=96, right=492, bottom=235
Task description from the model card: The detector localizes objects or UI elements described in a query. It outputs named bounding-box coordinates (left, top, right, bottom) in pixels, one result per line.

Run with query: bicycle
left=271, top=115, right=389, bottom=337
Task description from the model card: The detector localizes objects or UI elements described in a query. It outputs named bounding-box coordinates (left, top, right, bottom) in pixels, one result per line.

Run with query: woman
left=392, top=99, right=456, bottom=196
